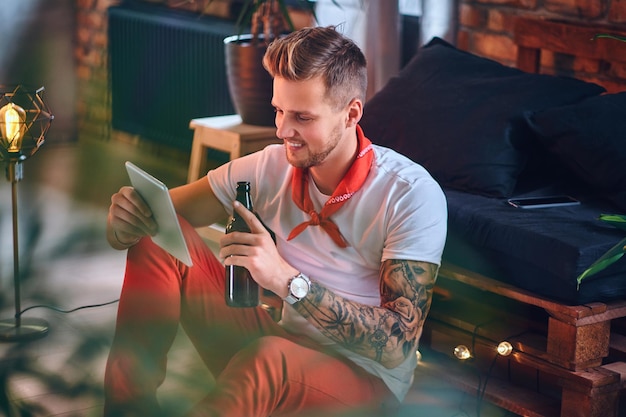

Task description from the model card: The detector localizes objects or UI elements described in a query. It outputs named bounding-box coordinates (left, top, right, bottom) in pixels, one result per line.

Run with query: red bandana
left=287, top=125, right=374, bottom=248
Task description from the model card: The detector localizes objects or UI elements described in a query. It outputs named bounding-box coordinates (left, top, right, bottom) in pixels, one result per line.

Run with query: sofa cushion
left=525, top=92, right=626, bottom=211
left=360, top=38, right=605, bottom=198
left=444, top=189, right=626, bottom=304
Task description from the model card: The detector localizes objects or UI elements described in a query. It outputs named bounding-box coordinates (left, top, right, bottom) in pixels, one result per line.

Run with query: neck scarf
left=287, top=125, right=374, bottom=248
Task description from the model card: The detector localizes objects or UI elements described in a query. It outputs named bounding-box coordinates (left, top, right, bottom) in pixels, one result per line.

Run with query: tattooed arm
left=292, top=259, right=438, bottom=369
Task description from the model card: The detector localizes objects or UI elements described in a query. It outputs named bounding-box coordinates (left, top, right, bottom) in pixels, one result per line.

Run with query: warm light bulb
left=415, top=349, right=422, bottom=363
left=0, top=102, right=26, bottom=152
left=454, top=345, right=471, bottom=360
left=497, top=341, right=513, bottom=356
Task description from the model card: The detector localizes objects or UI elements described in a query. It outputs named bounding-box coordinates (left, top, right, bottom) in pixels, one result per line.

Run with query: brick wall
left=75, top=0, right=626, bottom=142
left=75, top=0, right=120, bottom=142
left=458, top=0, right=626, bottom=92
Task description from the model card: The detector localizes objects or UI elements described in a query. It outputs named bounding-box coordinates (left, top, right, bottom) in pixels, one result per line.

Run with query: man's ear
left=345, top=98, right=363, bottom=127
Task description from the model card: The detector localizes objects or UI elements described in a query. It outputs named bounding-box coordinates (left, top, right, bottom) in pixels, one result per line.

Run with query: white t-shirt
left=207, top=142, right=447, bottom=400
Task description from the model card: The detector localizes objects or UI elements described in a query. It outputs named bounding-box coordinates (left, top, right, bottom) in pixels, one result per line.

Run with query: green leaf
left=592, top=34, right=626, bottom=42
left=277, top=1, right=295, bottom=31
left=577, top=237, right=626, bottom=288
left=599, top=213, right=626, bottom=231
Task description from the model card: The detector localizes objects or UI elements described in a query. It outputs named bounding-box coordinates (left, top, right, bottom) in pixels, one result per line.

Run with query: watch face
left=291, top=276, right=309, bottom=298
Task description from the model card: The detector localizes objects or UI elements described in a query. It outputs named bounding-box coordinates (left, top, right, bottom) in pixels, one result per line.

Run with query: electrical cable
left=472, top=329, right=531, bottom=417
left=476, top=351, right=499, bottom=417
left=468, top=318, right=496, bottom=417
left=16, top=298, right=120, bottom=317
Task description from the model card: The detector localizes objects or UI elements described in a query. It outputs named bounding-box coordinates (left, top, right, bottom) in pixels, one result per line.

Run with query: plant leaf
left=592, top=33, right=626, bottom=43
left=577, top=237, right=626, bottom=288
left=599, top=213, right=626, bottom=231
left=278, top=0, right=295, bottom=31
left=236, top=1, right=257, bottom=33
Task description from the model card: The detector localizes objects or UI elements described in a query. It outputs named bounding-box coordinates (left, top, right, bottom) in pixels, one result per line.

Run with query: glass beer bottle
left=224, top=181, right=260, bottom=307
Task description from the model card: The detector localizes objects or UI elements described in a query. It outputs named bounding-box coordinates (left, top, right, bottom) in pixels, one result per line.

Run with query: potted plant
left=223, top=0, right=318, bottom=126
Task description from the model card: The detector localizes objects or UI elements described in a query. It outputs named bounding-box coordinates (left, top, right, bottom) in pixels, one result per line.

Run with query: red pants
left=103, top=217, right=393, bottom=417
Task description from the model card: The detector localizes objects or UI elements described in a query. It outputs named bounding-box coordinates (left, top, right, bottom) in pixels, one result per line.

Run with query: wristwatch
left=284, top=273, right=311, bottom=305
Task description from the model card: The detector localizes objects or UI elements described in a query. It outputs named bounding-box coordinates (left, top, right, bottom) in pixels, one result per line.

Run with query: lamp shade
left=0, top=85, right=53, bottom=163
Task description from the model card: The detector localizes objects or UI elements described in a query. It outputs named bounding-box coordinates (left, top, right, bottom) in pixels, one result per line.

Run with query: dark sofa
left=360, top=36, right=626, bottom=305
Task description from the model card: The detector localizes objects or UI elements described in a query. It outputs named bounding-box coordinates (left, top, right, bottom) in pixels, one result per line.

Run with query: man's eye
left=297, top=115, right=312, bottom=122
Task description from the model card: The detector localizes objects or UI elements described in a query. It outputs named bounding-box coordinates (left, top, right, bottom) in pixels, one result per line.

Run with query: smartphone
left=507, top=195, right=580, bottom=209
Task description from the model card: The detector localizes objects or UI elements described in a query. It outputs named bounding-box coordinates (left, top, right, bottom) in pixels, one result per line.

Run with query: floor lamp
left=0, top=85, right=53, bottom=342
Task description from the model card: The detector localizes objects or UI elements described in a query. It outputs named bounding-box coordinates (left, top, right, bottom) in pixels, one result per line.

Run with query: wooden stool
left=188, top=115, right=279, bottom=243
left=187, top=115, right=280, bottom=183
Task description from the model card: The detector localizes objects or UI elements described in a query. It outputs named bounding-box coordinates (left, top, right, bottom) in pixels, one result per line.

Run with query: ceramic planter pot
left=224, top=34, right=276, bottom=127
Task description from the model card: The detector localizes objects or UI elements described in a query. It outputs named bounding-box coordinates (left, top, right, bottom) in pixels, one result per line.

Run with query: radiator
left=108, top=2, right=236, bottom=152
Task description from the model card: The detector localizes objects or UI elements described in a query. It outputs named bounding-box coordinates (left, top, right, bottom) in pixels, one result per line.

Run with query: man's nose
left=275, top=116, right=293, bottom=139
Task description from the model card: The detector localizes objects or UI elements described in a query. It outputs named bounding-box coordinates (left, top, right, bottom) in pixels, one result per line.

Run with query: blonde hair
left=263, top=26, right=367, bottom=109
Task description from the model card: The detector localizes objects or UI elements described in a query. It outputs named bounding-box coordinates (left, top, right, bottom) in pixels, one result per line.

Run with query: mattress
left=443, top=189, right=626, bottom=304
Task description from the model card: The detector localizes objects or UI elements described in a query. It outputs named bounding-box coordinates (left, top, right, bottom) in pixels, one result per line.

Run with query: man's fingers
left=111, top=187, right=158, bottom=235
left=120, top=186, right=153, bottom=218
left=233, top=201, right=265, bottom=233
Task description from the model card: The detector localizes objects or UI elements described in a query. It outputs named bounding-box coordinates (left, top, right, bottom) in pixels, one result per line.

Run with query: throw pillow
left=360, top=38, right=605, bottom=197
left=525, top=92, right=626, bottom=211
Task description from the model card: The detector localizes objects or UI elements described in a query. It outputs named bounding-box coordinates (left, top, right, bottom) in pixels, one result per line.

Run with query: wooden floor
left=0, top=136, right=515, bottom=416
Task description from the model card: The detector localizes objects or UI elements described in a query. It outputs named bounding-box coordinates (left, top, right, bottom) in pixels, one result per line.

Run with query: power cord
left=16, top=298, right=120, bottom=317
left=473, top=329, right=531, bottom=417
left=476, top=351, right=499, bottom=417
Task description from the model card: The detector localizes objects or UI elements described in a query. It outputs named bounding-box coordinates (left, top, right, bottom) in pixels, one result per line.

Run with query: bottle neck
left=235, top=182, right=253, bottom=211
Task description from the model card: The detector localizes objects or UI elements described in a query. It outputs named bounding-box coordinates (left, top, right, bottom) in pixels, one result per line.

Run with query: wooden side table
left=187, top=115, right=280, bottom=183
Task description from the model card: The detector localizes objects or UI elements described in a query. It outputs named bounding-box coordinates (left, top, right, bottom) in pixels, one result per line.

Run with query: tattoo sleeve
left=292, top=259, right=438, bottom=369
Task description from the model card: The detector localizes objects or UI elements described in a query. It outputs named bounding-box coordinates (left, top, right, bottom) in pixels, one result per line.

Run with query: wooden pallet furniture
left=514, top=17, right=626, bottom=91
left=418, top=263, right=626, bottom=417
left=415, top=17, right=626, bottom=417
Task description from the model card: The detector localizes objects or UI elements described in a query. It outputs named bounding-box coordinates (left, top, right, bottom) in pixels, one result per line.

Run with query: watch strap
left=284, top=293, right=299, bottom=305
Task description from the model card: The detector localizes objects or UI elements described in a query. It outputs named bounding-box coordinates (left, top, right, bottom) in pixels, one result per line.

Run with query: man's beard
left=287, top=125, right=342, bottom=169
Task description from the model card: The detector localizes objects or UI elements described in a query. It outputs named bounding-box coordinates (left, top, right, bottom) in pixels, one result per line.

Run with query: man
left=104, top=26, right=447, bottom=417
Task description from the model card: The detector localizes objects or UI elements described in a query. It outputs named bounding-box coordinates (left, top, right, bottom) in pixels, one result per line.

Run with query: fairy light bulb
left=454, top=345, right=471, bottom=360
left=0, top=102, right=26, bottom=152
left=497, top=341, right=513, bottom=356
left=415, top=349, right=422, bottom=363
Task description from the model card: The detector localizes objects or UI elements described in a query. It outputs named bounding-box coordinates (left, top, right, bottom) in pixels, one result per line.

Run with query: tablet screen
left=125, top=161, right=193, bottom=266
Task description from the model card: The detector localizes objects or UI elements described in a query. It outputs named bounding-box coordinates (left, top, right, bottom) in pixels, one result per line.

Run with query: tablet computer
left=125, top=161, right=193, bottom=266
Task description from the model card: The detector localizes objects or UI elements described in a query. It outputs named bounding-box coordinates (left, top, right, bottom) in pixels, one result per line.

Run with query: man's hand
left=219, top=201, right=298, bottom=297
left=107, top=186, right=158, bottom=249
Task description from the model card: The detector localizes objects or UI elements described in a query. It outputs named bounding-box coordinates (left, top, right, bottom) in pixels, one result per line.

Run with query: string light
left=454, top=344, right=471, bottom=360
left=497, top=341, right=513, bottom=356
